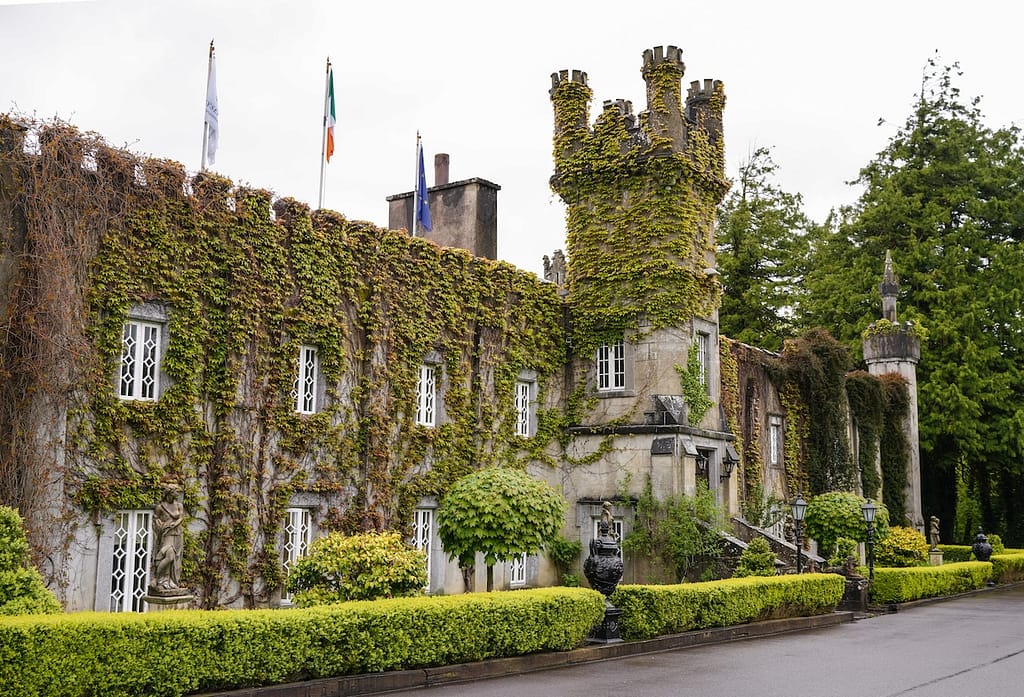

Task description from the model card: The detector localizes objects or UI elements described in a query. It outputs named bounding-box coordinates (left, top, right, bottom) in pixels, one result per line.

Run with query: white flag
left=204, top=50, right=219, bottom=166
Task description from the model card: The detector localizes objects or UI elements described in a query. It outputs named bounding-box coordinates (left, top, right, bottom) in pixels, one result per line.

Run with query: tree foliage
left=436, top=467, right=566, bottom=574
left=716, top=147, right=814, bottom=351
left=804, top=491, right=890, bottom=556
left=798, top=57, right=1024, bottom=544
left=284, top=531, right=428, bottom=605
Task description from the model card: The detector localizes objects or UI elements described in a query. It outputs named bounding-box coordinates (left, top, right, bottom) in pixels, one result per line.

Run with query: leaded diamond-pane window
left=510, top=552, right=527, bottom=587
left=119, top=321, right=161, bottom=401
left=514, top=381, right=532, bottom=437
left=282, top=508, right=312, bottom=602
left=110, top=510, right=152, bottom=613
left=413, top=508, right=432, bottom=590
left=416, top=365, right=436, bottom=427
left=292, top=346, right=319, bottom=414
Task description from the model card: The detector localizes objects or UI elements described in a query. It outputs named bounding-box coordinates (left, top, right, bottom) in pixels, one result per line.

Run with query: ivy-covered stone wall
left=0, top=118, right=566, bottom=607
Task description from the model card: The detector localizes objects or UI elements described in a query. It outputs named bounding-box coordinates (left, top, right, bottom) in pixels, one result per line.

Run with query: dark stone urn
left=584, top=513, right=624, bottom=644
left=972, top=527, right=993, bottom=562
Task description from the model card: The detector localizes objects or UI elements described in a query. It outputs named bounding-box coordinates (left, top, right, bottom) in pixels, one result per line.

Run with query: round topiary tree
left=874, top=526, right=929, bottom=567
left=437, top=466, right=567, bottom=591
left=0, top=506, right=61, bottom=615
left=804, top=491, right=890, bottom=558
left=284, top=531, right=428, bottom=605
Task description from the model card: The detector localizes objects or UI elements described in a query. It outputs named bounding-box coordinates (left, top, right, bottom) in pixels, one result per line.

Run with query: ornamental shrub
left=804, top=491, right=890, bottom=554
left=0, top=506, right=61, bottom=616
left=285, top=531, right=427, bottom=605
left=874, top=526, right=929, bottom=568
left=437, top=467, right=566, bottom=584
left=733, top=538, right=776, bottom=577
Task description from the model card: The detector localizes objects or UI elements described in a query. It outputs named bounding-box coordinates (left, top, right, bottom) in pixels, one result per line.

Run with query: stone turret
left=863, top=250, right=923, bottom=531
left=641, top=45, right=687, bottom=153
left=548, top=46, right=727, bottom=341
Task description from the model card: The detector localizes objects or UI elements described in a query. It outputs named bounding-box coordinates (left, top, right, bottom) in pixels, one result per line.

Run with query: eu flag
left=416, top=140, right=432, bottom=232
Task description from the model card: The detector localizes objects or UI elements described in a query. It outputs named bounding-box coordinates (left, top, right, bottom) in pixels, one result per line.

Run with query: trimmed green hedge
left=0, top=587, right=605, bottom=697
left=610, top=574, right=844, bottom=641
left=868, top=562, right=991, bottom=604
left=935, top=544, right=972, bottom=562
left=991, top=553, right=1024, bottom=583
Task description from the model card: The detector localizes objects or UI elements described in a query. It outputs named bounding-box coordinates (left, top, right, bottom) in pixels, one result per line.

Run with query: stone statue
left=929, top=516, right=940, bottom=550
left=151, top=487, right=185, bottom=593
left=600, top=501, right=618, bottom=541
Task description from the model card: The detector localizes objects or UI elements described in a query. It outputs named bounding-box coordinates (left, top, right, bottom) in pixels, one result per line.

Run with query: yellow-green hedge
left=991, top=553, right=1024, bottom=583
left=0, top=587, right=605, bottom=697
left=868, top=561, right=991, bottom=604
left=610, top=574, right=844, bottom=641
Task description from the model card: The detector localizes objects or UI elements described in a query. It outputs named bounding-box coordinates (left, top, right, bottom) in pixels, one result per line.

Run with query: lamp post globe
left=791, top=496, right=807, bottom=574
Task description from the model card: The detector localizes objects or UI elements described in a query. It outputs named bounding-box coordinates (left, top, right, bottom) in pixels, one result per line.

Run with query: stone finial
left=880, top=249, right=898, bottom=321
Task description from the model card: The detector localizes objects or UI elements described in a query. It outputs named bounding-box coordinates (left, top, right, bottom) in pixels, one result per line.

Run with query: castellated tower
left=863, top=251, right=924, bottom=531
left=549, top=45, right=727, bottom=350
left=542, top=47, right=741, bottom=523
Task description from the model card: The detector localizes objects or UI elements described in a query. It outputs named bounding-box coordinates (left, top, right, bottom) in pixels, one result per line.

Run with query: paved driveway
left=387, top=584, right=1024, bottom=697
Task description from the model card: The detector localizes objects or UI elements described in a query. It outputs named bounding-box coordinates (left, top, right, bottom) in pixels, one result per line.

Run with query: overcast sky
left=3, top=1, right=1021, bottom=276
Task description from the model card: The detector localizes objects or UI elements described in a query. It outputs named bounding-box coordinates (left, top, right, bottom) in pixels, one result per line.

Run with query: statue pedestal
left=143, top=593, right=194, bottom=611
left=929, top=549, right=944, bottom=566
left=587, top=603, right=623, bottom=644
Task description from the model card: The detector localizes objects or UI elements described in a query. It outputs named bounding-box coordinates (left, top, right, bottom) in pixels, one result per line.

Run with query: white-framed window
left=510, top=552, right=527, bottom=587
left=292, top=345, right=320, bottom=414
left=514, top=380, right=533, bottom=437
left=593, top=517, right=624, bottom=559
left=413, top=508, right=433, bottom=590
left=768, top=415, right=783, bottom=468
left=119, top=321, right=161, bottom=401
left=597, top=339, right=626, bottom=391
left=110, top=510, right=152, bottom=613
left=282, top=507, right=312, bottom=602
left=416, top=364, right=437, bottom=427
left=696, top=332, right=710, bottom=390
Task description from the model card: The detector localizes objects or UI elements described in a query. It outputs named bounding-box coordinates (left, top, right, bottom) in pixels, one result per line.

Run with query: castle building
left=0, top=46, right=920, bottom=610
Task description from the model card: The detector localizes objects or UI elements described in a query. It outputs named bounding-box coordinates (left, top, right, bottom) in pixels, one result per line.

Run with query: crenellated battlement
left=549, top=69, right=589, bottom=95
left=641, top=45, right=685, bottom=75
left=686, top=78, right=720, bottom=104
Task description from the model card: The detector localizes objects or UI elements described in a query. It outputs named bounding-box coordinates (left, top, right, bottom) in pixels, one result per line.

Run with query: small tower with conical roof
left=863, top=251, right=923, bottom=530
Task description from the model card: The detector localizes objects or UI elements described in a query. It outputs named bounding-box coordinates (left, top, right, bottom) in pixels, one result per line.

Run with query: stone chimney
left=386, top=154, right=499, bottom=260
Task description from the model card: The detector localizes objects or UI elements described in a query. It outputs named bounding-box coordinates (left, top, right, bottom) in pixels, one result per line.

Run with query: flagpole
left=412, top=132, right=420, bottom=236
left=318, top=57, right=331, bottom=209
left=201, top=40, right=214, bottom=171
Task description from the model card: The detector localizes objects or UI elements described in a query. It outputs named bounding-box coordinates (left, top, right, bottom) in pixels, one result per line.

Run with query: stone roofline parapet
left=385, top=177, right=502, bottom=202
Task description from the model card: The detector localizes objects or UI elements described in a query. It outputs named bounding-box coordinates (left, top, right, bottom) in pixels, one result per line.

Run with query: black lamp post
left=790, top=495, right=807, bottom=574
left=861, top=499, right=878, bottom=580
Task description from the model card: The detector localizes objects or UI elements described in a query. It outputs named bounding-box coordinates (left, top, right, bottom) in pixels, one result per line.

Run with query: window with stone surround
left=416, top=364, right=437, bottom=427
left=292, top=345, right=320, bottom=414
left=597, top=339, right=626, bottom=391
